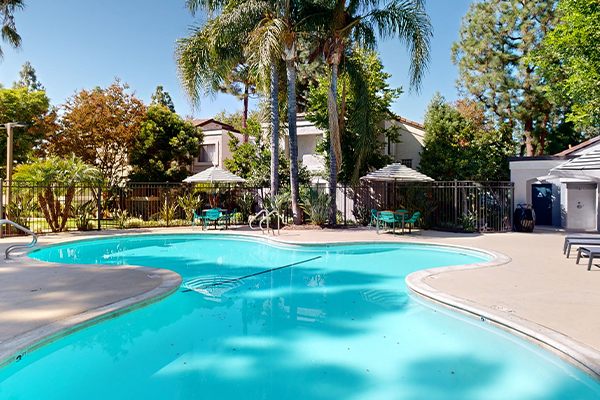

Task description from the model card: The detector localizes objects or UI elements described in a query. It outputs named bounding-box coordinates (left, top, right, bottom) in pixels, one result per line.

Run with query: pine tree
left=13, top=61, right=45, bottom=91
left=150, top=86, right=176, bottom=113
left=452, top=0, right=559, bottom=156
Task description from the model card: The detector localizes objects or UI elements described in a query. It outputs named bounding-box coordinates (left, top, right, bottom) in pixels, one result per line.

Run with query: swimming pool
left=1, top=234, right=599, bottom=399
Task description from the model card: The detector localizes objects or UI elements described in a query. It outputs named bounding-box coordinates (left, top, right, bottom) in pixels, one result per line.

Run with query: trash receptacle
left=514, top=204, right=535, bottom=232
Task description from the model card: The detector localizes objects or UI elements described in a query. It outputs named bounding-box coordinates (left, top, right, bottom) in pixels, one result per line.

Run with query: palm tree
left=0, top=0, right=23, bottom=60
left=247, top=0, right=325, bottom=224
left=13, top=155, right=103, bottom=232
left=177, top=0, right=282, bottom=197
left=312, top=0, right=432, bottom=224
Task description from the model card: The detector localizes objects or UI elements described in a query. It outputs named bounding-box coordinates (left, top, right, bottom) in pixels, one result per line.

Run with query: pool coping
left=0, top=258, right=182, bottom=371
left=404, top=252, right=600, bottom=382
left=2, top=230, right=600, bottom=384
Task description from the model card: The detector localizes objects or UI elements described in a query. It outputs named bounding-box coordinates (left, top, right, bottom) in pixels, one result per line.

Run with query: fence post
left=166, top=182, right=170, bottom=227
left=510, top=182, right=514, bottom=231
left=453, top=180, right=458, bottom=230
left=97, top=184, right=102, bottom=230
left=344, top=182, right=347, bottom=225
left=0, top=179, right=3, bottom=238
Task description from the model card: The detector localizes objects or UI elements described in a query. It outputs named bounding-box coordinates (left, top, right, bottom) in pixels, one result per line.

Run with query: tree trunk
left=37, top=193, right=55, bottom=232
left=328, top=63, right=340, bottom=225
left=242, top=84, right=249, bottom=143
left=60, top=187, right=76, bottom=231
left=524, top=118, right=534, bottom=156
left=270, top=62, right=279, bottom=198
left=286, top=59, right=302, bottom=225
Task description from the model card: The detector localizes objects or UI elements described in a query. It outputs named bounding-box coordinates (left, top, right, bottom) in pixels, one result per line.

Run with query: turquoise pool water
left=1, top=234, right=599, bottom=399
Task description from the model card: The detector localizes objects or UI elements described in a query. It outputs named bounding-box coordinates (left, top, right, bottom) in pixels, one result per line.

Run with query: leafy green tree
left=0, top=0, right=24, bottom=60
left=0, top=87, right=51, bottom=177
left=13, top=155, right=103, bottom=232
left=531, top=0, right=600, bottom=130
left=213, top=109, right=262, bottom=131
left=419, top=93, right=475, bottom=180
left=12, top=61, right=44, bottom=91
left=44, top=80, right=147, bottom=186
left=224, top=118, right=310, bottom=187
left=452, top=0, right=559, bottom=156
left=150, top=86, right=175, bottom=113
left=307, top=47, right=401, bottom=182
left=309, top=0, right=431, bottom=222
left=128, top=105, right=204, bottom=182
left=419, top=93, right=515, bottom=181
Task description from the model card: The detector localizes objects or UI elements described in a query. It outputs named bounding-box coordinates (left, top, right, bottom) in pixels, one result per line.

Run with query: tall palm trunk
left=242, top=84, right=249, bottom=142
left=285, top=55, right=301, bottom=225
left=328, top=63, right=341, bottom=225
left=270, top=62, right=279, bottom=197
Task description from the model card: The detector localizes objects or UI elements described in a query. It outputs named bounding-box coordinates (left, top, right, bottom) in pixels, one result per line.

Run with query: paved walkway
left=1, top=226, right=599, bottom=378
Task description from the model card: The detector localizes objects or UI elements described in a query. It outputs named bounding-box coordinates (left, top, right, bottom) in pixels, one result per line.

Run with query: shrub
left=301, top=188, right=332, bottom=225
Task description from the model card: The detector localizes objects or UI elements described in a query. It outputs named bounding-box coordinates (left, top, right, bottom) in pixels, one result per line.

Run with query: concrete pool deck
left=1, top=227, right=599, bottom=379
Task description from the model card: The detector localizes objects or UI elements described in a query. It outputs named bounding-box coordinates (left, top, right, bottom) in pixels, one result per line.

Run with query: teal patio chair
left=404, top=211, right=421, bottom=234
left=203, top=208, right=222, bottom=230
left=220, top=208, right=237, bottom=228
left=378, top=211, right=397, bottom=234
left=368, top=209, right=379, bottom=231
left=192, top=210, right=206, bottom=229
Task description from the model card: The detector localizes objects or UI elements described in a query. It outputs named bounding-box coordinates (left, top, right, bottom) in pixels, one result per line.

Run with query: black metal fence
left=343, top=181, right=514, bottom=232
left=0, top=180, right=513, bottom=236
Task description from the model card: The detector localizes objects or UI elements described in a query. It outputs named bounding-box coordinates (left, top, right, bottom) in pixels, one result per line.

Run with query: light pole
left=1, top=122, right=28, bottom=183
left=0, top=122, right=28, bottom=210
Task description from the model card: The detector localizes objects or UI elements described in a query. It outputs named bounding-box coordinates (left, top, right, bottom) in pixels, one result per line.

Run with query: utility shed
left=509, top=137, right=600, bottom=231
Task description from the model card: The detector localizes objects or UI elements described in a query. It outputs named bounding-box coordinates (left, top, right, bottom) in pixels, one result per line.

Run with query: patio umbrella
left=183, top=166, right=246, bottom=183
left=360, top=163, right=434, bottom=182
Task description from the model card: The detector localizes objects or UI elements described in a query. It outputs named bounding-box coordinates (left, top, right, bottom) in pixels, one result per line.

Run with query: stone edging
left=405, top=248, right=600, bottom=382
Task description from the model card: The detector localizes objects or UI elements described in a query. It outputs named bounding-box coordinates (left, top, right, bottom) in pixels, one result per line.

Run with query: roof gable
left=190, top=119, right=240, bottom=133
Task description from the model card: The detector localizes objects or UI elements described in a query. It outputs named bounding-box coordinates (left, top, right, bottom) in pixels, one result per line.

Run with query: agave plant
left=301, top=188, right=332, bottom=225
left=159, top=201, right=178, bottom=223
left=71, top=199, right=96, bottom=231
left=5, top=193, right=37, bottom=230
left=177, top=192, right=203, bottom=222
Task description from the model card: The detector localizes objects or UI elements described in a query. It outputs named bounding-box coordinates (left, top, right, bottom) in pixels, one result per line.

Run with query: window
left=199, top=144, right=216, bottom=163
left=401, top=159, right=412, bottom=168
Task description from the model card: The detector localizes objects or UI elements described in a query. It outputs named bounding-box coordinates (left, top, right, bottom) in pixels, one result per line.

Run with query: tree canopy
left=531, top=0, right=600, bottom=131
left=44, top=80, right=147, bottom=186
left=128, top=105, right=204, bottom=182
left=12, top=61, right=44, bottom=91
left=0, top=0, right=24, bottom=60
left=419, top=93, right=514, bottom=181
left=307, top=47, right=402, bottom=183
left=452, top=0, right=559, bottom=156
left=150, top=86, right=176, bottom=113
left=0, top=86, right=51, bottom=178
left=224, top=117, right=310, bottom=187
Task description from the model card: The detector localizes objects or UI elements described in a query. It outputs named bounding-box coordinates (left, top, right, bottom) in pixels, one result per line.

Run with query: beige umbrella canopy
left=360, top=163, right=434, bottom=182
left=183, top=166, right=246, bottom=184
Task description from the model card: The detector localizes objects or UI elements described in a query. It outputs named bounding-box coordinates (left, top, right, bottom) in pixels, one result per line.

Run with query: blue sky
left=0, top=0, right=472, bottom=124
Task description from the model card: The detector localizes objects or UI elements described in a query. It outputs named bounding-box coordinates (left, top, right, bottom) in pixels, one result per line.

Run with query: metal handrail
left=249, top=209, right=268, bottom=231
left=249, top=209, right=281, bottom=235
left=1, top=219, right=38, bottom=260
left=260, top=210, right=281, bottom=235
